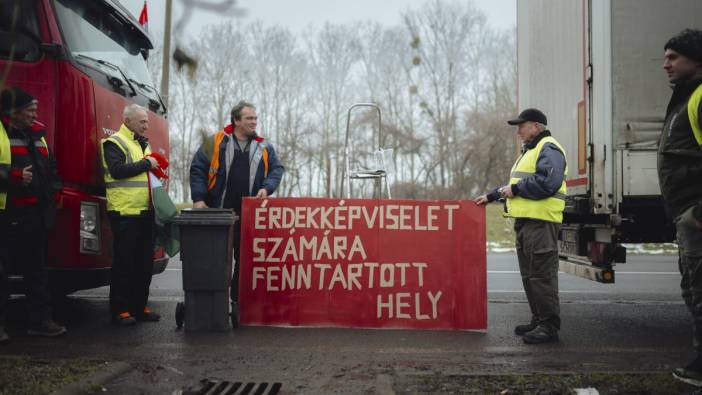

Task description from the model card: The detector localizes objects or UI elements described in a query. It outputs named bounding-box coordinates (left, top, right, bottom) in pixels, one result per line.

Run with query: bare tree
left=306, top=23, right=362, bottom=197
left=246, top=23, right=308, bottom=196
left=159, top=0, right=517, bottom=202
left=403, top=0, right=488, bottom=196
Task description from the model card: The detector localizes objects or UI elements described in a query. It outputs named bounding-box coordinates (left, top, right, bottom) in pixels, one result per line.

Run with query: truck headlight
left=80, top=201, right=101, bottom=254
left=80, top=206, right=96, bottom=232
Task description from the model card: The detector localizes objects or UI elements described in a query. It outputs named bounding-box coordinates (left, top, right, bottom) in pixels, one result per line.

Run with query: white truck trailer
left=516, top=0, right=702, bottom=282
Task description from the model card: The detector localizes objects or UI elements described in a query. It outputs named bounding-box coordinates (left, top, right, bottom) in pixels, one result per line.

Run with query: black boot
left=0, top=325, right=8, bottom=344
left=673, top=357, right=702, bottom=387
left=27, top=320, right=67, bottom=337
left=514, top=320, right=537, bottom=336
left=522, top=324, right=558, bottom=344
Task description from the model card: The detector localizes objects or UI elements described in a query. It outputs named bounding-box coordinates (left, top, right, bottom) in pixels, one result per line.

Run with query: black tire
left=175, top=302, right=185, bottom=329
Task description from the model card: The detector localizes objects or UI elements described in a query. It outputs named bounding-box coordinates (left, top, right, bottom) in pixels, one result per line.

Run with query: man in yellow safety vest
left=102, top=104, right=162, bottom=326
left=475, top=108, right=567, bottom=344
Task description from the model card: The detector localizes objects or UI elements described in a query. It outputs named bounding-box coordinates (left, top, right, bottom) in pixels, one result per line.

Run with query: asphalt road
left=2, top=253, right=692, bottom=394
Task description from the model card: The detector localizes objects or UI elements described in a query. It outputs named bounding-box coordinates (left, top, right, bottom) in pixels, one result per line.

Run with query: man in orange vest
left=190, top=100, right=284, bottom=326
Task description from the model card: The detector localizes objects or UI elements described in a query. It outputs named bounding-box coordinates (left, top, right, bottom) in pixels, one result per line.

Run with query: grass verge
left=0, top=355, right=106, bottom=395
left=485, top=203, right=515, bottom=251
left=394, top=372, right=694, bottom=394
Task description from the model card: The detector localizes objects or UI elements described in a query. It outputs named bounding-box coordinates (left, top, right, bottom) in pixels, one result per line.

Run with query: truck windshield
left=52, top=0, right=154, bottom=93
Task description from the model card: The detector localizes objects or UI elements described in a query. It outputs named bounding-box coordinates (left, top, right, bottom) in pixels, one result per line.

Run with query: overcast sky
left=119, top=0, right=515, bottom=43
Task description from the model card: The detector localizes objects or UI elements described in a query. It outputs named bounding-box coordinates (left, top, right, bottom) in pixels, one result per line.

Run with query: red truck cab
left=1, top=0, right=170, bottom=294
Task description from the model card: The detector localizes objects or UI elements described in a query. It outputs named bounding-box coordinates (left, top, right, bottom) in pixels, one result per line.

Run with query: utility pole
left=160, top=0, right=172, bottom=108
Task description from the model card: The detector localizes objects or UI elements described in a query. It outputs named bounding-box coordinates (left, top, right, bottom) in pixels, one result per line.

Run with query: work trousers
left=0, top=227, right=6, bottom=325
left=514, top=218, right=561, bottom=330
left=0, top=252, right=6, bottom=325
left=109, top=215, right=154, bottom=316
left=675, top=205, right=702, bottom=355
left=4, top=228, right=52, bottom=325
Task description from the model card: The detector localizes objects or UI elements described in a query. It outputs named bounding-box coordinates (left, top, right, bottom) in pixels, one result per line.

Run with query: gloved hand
left=145, top=152, right=169, bottom=179
left=145, top=152, right=169, bottom=169
left=150, top=166, right=168, bottom=180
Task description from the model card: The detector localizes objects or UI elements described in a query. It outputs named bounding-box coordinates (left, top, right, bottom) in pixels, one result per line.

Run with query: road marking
left=166, top=268, right=681, bottom=275
left=612, top=272, right=679, bottom=275
left=488, top=289, right=680, bottom=295
left=488, top=270, right=679, bottom=275
left=71, top=293, right=684, bottom=305
left=73, top=294, right=184, bottom=302
left=490, top=290, right=599, bottom=293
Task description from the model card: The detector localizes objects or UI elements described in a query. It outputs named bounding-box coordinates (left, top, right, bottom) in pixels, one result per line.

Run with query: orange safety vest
left=207, top=127, right=269, bottom=191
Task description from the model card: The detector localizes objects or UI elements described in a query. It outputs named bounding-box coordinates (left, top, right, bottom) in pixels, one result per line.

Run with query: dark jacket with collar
left=657, top=77, right=702, bottom=221
left=190, top=127, right=284, bottom=210
left=1, top=119, right=62, bottom=231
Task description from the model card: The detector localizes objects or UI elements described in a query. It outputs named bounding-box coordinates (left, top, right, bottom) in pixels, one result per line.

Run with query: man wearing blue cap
left=474, top=108, right=567, bottom=344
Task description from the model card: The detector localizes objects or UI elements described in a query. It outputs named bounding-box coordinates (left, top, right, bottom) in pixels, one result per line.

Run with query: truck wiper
left=74, top=54, right=137, bottom=97
left=128, top=78, right=168, bottom=114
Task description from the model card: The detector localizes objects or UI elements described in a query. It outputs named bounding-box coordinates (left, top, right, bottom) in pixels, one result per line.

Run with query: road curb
left=50, top=361, right=132, bottom=395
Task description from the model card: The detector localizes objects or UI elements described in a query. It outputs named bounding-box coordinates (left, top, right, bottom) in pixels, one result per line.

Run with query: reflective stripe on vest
left=505, top=136, right=568, bottom=223
left=5, top=131, right=48, bottom=209
left=0, top=122, right=10, bottom=210
left=101, top=125, right=151, bottom=215
left=208, top=131, right=227, bottom=191
left=688, top=83, right=702, bottom=147
left=206, top=130, right=270, bottom=191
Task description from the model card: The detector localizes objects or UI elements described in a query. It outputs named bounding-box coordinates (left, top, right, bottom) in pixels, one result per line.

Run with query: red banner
left=239, top=198, right=486, bottom=330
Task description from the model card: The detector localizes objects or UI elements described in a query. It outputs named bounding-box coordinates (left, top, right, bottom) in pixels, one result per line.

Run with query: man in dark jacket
left=0, top=90, right=10, bottom=343
left=659, top=29, right=702, bottom=387
left=190, top=101, right=284, bottom=326
left=0, top=87, right=66, bottom=338
left=475, top=108, right=567, bottom=345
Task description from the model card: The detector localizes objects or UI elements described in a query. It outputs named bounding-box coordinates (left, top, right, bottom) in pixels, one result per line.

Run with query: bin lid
left=174, top=208, right=238, bottom=226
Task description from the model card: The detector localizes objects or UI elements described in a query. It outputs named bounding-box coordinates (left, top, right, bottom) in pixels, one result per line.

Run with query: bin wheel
left=175, top=302, right=185, bottom=329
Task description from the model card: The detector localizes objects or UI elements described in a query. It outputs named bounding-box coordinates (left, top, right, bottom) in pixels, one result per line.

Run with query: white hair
left=123, top=103, right=146, bottom=121
left=535, top=122, right=546, bottom=132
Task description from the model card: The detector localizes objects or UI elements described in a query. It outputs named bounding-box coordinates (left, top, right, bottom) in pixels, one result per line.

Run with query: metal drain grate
left=183, top=379, right=282, bottom=395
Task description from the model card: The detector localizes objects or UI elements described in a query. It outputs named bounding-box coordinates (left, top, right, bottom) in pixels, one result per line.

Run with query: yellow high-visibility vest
left=101, top=124, right=151, bottom=215
left=0, top=122, right=11, bottom=210
left=505, top=136, right=568, bottom=223
left=688, top=83, right=702, bottom=146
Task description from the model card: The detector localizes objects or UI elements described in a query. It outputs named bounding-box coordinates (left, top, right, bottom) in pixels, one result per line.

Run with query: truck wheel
left=175, top=302, right=185, bottom=329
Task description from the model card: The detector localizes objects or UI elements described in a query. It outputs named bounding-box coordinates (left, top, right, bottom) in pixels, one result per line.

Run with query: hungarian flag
left=138, top=1, right=148, bottom=31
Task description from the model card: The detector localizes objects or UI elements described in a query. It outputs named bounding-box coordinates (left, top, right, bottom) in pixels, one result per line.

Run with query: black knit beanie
left=664, top=29, right=702, bottom=63
left=0, top=87, right=37, bottom=114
